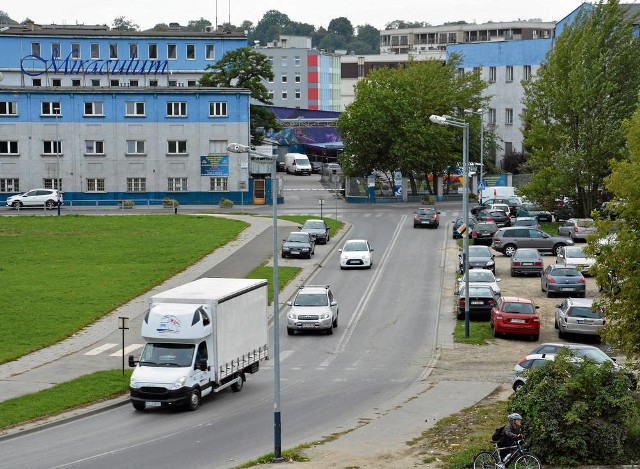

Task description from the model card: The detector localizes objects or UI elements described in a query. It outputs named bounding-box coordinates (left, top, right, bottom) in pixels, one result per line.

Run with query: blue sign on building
left=201, top=155, right=230, bottom=176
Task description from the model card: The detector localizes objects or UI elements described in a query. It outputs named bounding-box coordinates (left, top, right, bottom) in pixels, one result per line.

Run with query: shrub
left=162, top=197, right=179, bottom=207
left=219, top=198, right=234, bottom=208
left=508, top=352, right=638, bottom=465
left=118, top=199, right=134, bottom=207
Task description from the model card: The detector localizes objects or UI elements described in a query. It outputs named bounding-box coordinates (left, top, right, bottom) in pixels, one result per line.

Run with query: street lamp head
left=429, top=114, right=447, bottom=125
left=227, top=143, right=250, bottom=153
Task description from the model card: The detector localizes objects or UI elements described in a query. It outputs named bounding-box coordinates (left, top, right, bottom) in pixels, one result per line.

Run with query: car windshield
left=469, top=246, right=490, bottom=256
left=140, top=343, right=194, bottom=367
left=417, top=209, right=436, bottom=215
left=287, top=233, right=309, bottom=243
left=551, top=268, right=581, bottom=277
left=568, top=306, right=601, bottom=318
left=564, top=247, right=586, bottom=257
left=344, top=242, right=368, bottom=252
left=294, top=293, right=328, bottom=306
left=304, top=221, right=324, bottom=229
left=572, top=347, right=612, bottom=364
left=502, top=302, right=535, bottom=314
left=576, top=220, right=595, bottom=228
left=516, top=250, right=539, bottom=259
left=464, top=286, right=493, bottom=296
left=468, top=271, right=495, bottom=282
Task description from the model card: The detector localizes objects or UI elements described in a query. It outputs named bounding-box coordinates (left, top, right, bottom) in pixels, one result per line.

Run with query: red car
left=490, top=296, right=540, bottom=341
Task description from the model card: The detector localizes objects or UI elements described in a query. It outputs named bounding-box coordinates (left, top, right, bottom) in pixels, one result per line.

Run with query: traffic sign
left=477, top=181, right=486, bottom=191
left=457, top=224, right=467, bottom=235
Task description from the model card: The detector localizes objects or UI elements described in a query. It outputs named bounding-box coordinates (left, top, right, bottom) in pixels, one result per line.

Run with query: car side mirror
left=496, top=278, right=501, bottom=282
left=128, top=355, right=137, bottom=367
left=198, top=358, right=208, bottom=371
left=286, top=301, right=292, bottom=306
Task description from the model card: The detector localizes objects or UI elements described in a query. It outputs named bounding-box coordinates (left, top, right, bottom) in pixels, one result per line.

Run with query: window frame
left=506, top=65, right=514, bottom=83
left=505, top=108, right=514, bottom=125
left=0, top=101, right=18, bottom=116
left=71, top=43, right=81, bottom=59
left=208, top=101, right=228, bottom=117
left=0, top=178, right=20, bottom=192
left=126, top=177, right=147, bottom=193
left=43, top=140, right=62, bottom=155
left=205, top=44, right=215, bottom=60
left=210, top=177, right=228, bottom=192
left=167, top=44, right=177, bottom=60
left=167, top=177, right=188, bottom=192
left=167, top=140, right=188, bottom=155
left=84, top=140, right=105, bottom=155
left=31, top=42, right=41, bottom=56
left=109, top=43, right=118, bottom=59
left=126, top=140, right=146, bottom=155
left=166, top=102, right=187, bottom=117
left=41, top=102, right=61, bottom=116
left=83, top=101, right=104, bottom=116
left=125, top=101, right=145, bottom=117
left=90, top=43, right=100, bottom=59
left=129, top=43, right=138, bottom=59
left=0, top=140, right=19, bottom=155
left=148, top=43, right=158, bottom=59
left=186, top=44, right=195, bottom=60
left=86, top=178, right=106, bottom=192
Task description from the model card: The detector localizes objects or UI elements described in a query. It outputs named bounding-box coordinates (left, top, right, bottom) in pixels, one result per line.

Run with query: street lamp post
left=465, top=108, right=485, bottom=203
left=429, top=114, right=471, bottom=338
left=55, top=109, right=61, bottom=216
left=227, top=143, right=284, bottom=462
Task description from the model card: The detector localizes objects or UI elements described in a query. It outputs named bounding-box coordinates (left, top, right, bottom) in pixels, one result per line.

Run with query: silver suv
left=6, top=189, right=63, bottom=209
left=492, top=227, right=574, bottom=257
left=286, top=285, right=338, bottom=335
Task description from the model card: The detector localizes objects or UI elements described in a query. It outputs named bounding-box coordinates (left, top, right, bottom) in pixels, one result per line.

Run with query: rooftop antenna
left=215, top=0, right=218, bottom=31
left=228, top=0, right=231, bottom=26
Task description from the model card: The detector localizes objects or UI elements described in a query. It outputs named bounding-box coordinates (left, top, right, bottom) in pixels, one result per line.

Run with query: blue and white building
left=0, top=22, right=268, bottom=205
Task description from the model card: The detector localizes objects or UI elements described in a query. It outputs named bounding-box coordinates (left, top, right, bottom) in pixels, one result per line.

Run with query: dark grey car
left=299, top=219, right=330, bottom=244
left=460, top=245, right=496, bottom=273
left=282, top=231, right=315, bottom=259
left=492, top=227, right=575, bottom=257
left=541, top=264, right=586, bottom=298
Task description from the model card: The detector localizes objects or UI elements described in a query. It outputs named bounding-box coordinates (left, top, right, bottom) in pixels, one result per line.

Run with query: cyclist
left=496, top=413, right=524, bottom=467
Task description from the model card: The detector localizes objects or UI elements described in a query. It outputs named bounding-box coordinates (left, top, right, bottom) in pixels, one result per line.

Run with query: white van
left=285, top=153, right=312, bottom=175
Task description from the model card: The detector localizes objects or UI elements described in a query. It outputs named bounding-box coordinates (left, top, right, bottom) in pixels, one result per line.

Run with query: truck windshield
left=139, top=343, right=195, bottom=367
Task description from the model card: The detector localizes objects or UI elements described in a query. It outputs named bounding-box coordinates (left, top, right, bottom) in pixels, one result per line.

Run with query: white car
left=339, top=239, right=373, bottom=269
left=457, top=268, right=501, bottom=297
left=556, top=245, right=596, bottom=275
left=6, top=188, right=63, bottom=209
left=286, top=285, right=338, bottom=335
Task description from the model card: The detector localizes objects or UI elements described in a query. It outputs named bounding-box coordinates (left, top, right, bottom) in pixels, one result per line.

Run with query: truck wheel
left=231, top=375, right=244, bottom=392
left=132, top=401, right=146, bottom=411
left=185, top=389, right=201, bottom=411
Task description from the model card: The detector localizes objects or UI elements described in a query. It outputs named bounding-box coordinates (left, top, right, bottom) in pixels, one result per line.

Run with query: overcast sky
left=5, top=1, right=595, bottom=31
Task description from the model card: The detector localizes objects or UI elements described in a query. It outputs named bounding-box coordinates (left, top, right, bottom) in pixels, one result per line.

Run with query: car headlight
left=130, top=378, right=139, bottom=388
left=320, top=313, right=330, bottom=319
left=486, top=260, right=495, bottom=266
left=288, top=312, right=297, bottom=320
left=171, top=375, right=187, bottom=390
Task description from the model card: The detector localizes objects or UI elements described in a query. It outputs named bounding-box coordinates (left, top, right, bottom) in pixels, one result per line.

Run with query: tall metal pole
left=56, top=110, right=61, bottom=216
left=479, top=115, right=484, bottom=199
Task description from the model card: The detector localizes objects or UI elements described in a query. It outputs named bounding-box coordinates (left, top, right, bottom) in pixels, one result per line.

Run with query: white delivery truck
left=129, top=278, right=269, bottom=411
left=284, top=152, right=312, bottom=175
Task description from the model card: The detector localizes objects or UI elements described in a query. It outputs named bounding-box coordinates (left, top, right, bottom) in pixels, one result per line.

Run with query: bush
left=162, top=197, right=179, bottom=207
left=508, top=352, right=638, bottom=465
left=118, top=199, right=134, bottom=208
left=219, top=198, right=234, bottom=208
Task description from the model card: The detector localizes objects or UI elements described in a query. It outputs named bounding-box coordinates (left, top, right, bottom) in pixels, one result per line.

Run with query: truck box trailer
left=129, top=278, right=269, bottom=411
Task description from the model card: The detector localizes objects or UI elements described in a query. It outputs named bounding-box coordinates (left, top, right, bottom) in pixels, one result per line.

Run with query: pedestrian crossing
left=84, top=343, right=144, bottom=357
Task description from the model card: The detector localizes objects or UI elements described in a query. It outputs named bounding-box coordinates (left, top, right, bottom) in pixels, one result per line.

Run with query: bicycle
left=473, top=439, right=541, bottom=469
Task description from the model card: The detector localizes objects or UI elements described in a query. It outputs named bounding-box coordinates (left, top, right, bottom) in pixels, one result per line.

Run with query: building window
left=205, top=44, right=215, bottom=60
left=294, top=73, right=301, bottom=83
left=488, top=108, right=496, bottom=125
left=129, top=43, right=138, bottom=59
left=71, top=43, right=80, bottom=59
left=43, top=140, right=62, bottom=155
left=168, top=80, right=177, bottom=87
left=167, top=44, right=177, bottom=59
left=110, top=79, right=120, bottom=87
left=295, top=89, right=301, bottom=100
left=31, top=42, right=40, bottom=56
left=504, top=142, right=513, bottom=156
left=125, top=102, right=145, bottom=116
left=129, top=80, right=139, bottom=87
left=84, top=101, right=104, bottom=116
left=186, top=44, right=195, bottom=60
left=268, top=90, right=274, bottom=101
left=148, top=44, right=158, bottom=59
left=0, top=102, right=18, bottom=116
left=168, top=177, right=188, bottom=191
left=72, top=79, right=81, bottom=86
left=473, top=66, right=481, bottom=75
left=91, top=79, right=100, bottom=86
left=32, top=79, right=42, bottom=87
left=52, top=79, right=62, bottom=87
left=167, top=140, right=187, bottom=154
left=90, top=43, right=100, bottom=59
left=457, top=68, right=465, bottom=78
left=0, top=178, right=19, bottom=192
left=489, top=67, right=497, bottom=83
left=149, top=80, right=158, bottom=87
left=210, top=177, right=228, bottom=191
left=41, top=102, right=61, bottom=116
left=281, top=74, right=288, bottom=83
left=109, top=43, right=118, bottom=59
left=85, top=140, right=105, bottom=155
left=86, top=178, right=105, bottom=192
left=51, top=43, right=61, bottom=59
left=506, top=66, right=513, bottom=83
left=505, top=108, right=514, bottom=125
left=523, top=65, right=532, bottom=81
left=126, top=140, right=146, bottom=155
left=209, top=102, right=227, bottom=117
left=294, top=56, right=301, bottom=66
left=282, top=90, right=288, bottom=99
left=281, top=56, right=287, bottom=66
left=0, top=141, right=19, bottom=155
left=43, top=178, right=62, bottom=190
left=126, top=177, right=146, bottom=192
left=166, top=102, right=187, bottom=117
left=187, top=80, right=197, bottom=87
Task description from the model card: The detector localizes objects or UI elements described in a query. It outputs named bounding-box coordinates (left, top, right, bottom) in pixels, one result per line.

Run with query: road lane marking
left=109, top=344, right=144, bottom=357
left=84, top=343, right=119, bottom=355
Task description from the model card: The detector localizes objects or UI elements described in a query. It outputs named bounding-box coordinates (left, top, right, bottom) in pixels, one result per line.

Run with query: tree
left=185, top=18, right=212, bottom=32
left=250, top=10, right=291, bottom=46
left=520, top=0, right=640, bottom=216
left=385, top=20, right=429, bottom=29
left=111, top=16, right=139, bottom=31
left=327, top=17, right=353, bottom=37
left=337, top=56, right=487, bottom=194
left=353, top=24, right=380, bottom=54
left=587, top=105, right=640, bottom=364
left=199, top=47, right=280, bottom=145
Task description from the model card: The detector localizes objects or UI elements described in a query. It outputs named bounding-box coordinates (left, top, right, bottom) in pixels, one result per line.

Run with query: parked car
left=457, top=268, right=501, bottom=297
left=516, top=343, right=637, bottom=391
left=553, top=203, right=576, bottom=222
left=476, top=209, right=511, bottom=228
left=510, top=248, right=544, bottom=277
left=6, top=188, right=63, bottom=209
left=492, top=227, right=575, bottom=257
left=556, top=245, right=595, bottom=276
left=471, top=221, right=499, bottom=245
left=281, top=231, right=315, bottom=259
left=339, top=239, right=373, bottom=269
left=540, top=264, right=586, bottom=298
left=557, top=218, right=597, bottom=241
left=554, top=298, right=604, bottom=339
left=472, top=197, right=522, bottom=217
left=456, top=284, right=498, bottom=320
left=452, top=216, right=476, bottom=239
left=460, top=245, right=496, bottom=273
left=286, top=285, right=338, bottom=335
left=490, top=296, right=540, bottom=341
left=511, top=353, right=554, bottom=391
left=521, top=203, right=553, bottom=222
left=310, top=161, right=322, bottom=174
left=488, top=203, right=511, bottom=216
left=513, top=216, right=540, bottom=230
left=413, top=207, right=440, bottom=228
left=299, top=219, right=330, bottom=244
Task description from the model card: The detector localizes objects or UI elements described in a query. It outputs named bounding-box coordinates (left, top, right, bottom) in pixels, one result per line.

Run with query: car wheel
left=503, top=245, right=517, bottom=257
left=553, top=244, right=565, bottom=256
left=513, top=381, right=525, bottom=392
left=287, top=328, right=294, bottom=336
left=132, top=401, right=146, bottom=411
left=333, top=314, right=338, bottom=328
left=45, top=200, right=56, bottom=209
left=511, top=269, right=517, bottom=277
left=340, top=266, right=345, bottom=270
left=326, top=326, right=333, bottom=335
left=230, top=375, right=244, bottom=392
left=281, top=252, right=286, bottom=259
left=185, top=389, right=201, bottom=411
left=493, top=327, right=500, bottom=338
left=558, top=328, right=565, bottom=339
left=12, top=200, right=22, bottom=209
left=326, top=233, right=330, bottom=242
left=546, top=289, right=552, bottom=298
left=531, top=334, right=539, bottom=341
left=554, top=319, right=559, bottom=329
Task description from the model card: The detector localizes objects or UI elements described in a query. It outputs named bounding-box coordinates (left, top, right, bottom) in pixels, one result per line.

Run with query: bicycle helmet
left=508, top=413, right=523, bottom=421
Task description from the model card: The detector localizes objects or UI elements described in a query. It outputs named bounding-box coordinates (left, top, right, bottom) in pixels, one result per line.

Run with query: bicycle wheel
left=513, top=453, right=541, bottom=469
left=473, top=450, right=499, bottom=469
